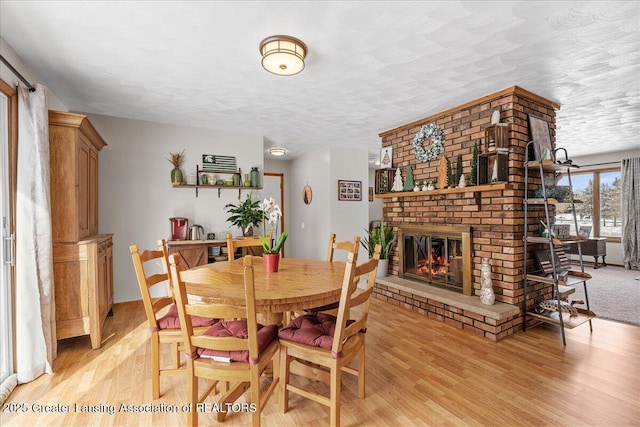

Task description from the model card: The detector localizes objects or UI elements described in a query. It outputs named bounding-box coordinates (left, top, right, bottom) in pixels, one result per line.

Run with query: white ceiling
left=1, top=1, right=639, bottom=162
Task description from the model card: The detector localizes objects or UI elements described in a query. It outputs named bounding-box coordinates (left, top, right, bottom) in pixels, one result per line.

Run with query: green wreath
left=413, top=123, right=444, bottom=162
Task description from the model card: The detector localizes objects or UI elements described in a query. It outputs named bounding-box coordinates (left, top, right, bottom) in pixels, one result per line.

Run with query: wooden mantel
left=375, top=183, right=512, bottom=199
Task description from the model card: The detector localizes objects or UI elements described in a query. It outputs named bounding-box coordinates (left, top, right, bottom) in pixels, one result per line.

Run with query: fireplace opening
left=399, top=225, right=472, bottom=295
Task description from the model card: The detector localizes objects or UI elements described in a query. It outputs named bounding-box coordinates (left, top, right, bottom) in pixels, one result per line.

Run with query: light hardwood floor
left=3, top=298, right=639, bottom=426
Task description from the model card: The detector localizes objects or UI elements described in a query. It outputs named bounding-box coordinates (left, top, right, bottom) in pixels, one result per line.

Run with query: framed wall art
left=380, top=146, right=393, bottom=169
left=369, top=186, right=374, bottom=202
left=338, top=180, right=362, bottom=201
left=527, top=115, right=553, bottom=161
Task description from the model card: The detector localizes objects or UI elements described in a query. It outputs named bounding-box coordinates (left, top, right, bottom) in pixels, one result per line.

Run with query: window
left=555, top=167, right=621, bottom=242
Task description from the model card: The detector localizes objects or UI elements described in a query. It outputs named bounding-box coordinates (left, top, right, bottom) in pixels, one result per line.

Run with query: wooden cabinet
left=49, top=111, right=112, bottom=349
left=54, top=234, right=113, bottom=349
left=49, top=111, right=106, bottom=242
left=170, top=242, right=208, bottom=268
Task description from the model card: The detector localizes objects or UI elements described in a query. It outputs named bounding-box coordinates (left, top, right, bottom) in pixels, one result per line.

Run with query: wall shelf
left=172, top=184, right=262, bottom=198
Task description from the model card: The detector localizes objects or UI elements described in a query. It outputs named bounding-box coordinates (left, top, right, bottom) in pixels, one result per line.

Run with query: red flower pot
left=263, top=254, right=280, bottom=273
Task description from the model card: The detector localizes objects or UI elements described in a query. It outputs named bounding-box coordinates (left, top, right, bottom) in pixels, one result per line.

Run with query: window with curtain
left=555, top=167, right=622, bottom=242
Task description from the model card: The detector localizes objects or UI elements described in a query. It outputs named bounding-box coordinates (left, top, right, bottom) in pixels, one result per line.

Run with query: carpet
left=570, top=265, right=640, bottom=326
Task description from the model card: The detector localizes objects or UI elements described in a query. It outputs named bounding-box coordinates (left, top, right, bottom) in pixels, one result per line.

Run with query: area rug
left=570, top=265, right=640, bottom=326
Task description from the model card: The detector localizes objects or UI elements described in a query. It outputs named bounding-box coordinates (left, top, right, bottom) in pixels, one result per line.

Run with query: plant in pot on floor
left=224, top=192, right=263, bottom=237
left=362, top=220, right=397, bottom=277
left=258, top=197, right=288, bottom=272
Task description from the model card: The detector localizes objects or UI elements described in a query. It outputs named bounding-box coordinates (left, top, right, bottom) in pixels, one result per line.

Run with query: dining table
left=185, top=256, right=347, bottom=323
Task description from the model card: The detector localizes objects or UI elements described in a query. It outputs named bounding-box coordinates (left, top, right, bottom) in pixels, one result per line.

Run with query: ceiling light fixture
left=259, top=35, right=307, bottom=76
left=269, top=147, right=286, bottom=156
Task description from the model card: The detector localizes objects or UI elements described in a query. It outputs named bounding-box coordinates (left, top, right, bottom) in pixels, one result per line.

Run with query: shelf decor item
left=250, top=167, right=260, bottom=188
left=202, top=154, right=237, bottom=172
left=167, top=150, right=185, bottom=185
left=479, top=258, right=495, bottom=305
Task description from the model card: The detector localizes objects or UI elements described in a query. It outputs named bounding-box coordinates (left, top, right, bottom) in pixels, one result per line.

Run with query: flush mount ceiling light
left=269, top=147, right=286, bottom=156
left=259, top=35, right=307, bottom=76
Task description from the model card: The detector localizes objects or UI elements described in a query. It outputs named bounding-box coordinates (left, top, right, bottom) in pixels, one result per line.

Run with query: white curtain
left=15, top=82, right=56, bottom=383
left=621, top=157, right=640, bottom=270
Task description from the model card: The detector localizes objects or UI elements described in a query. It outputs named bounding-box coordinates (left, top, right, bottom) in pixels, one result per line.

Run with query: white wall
left=288, top=147, right=331, bottom=259
left=87, top=113, right=264, bottom=303
left=329, top=146, right=370, bottom=262
left=568, top=148, right=640, bottom=266
left=0, top=37, right=66, bottom=111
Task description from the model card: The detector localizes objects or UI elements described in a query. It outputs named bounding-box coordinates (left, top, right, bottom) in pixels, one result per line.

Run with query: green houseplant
left=224, top=192, right=262, bottom=236
left=361, top=220, right=397, bottom=277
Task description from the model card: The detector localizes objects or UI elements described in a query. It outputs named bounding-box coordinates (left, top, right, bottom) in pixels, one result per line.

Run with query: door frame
left=0, top=78, right=17, bottom=379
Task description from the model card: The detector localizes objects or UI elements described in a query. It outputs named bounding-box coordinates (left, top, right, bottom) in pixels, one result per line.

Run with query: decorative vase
left=479, top=257, right=495, bottom=305
left=171, top=167, right=183, bottom=185
left=244, top=173, right=251, bottom=187
left=263, top=253, right=280, bottom=273
left=376, top=258, right=389, bottom=278
left=250, top=167, right=260, bottom=188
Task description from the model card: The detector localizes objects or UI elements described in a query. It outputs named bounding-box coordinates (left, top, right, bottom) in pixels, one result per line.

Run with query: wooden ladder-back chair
left=278, top=244, right=381, bottom=427
left=226, top=232, right=271, bottom=261
left=169, top=254, right=280, bottom=427
left=327, top=233, right=360, bottom=263
left=130, top=240, right=216, bottom=399
left=296, top=234, right=362, bottom=319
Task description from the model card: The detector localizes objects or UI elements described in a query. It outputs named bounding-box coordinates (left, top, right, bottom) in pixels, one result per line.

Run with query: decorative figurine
left=392, top=168, right=403, bottom=192
left=479, top=258, right=495, bottom=305
left=458, top=174, right=466, bottom=188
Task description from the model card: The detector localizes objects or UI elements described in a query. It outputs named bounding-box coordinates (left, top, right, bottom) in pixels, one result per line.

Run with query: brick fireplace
left=374, top=86, right=559, bottom=341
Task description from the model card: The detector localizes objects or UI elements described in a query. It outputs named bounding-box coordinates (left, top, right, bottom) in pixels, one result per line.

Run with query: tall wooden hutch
left=49, top=111, right=113, bottom=349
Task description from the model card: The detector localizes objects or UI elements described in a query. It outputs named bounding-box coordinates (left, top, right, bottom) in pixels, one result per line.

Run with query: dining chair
left=327, top=233, right=360, bottom=263
left=295, top=234, right=361, bottom=319
left=130, top=240, right=217, bottom=399
left=278, top=244, right=381, bottom=427
left=169, top=254, right=280, bottom=427
left=226, top=231, right=271, bottom=261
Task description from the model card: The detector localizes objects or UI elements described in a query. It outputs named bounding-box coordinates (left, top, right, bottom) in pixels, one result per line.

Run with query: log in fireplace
left=398, top=225, right=472, bottom=295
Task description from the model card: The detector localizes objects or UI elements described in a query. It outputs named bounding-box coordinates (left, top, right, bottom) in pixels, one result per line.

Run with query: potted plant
left=258, top=197, right=288, bottom=272
left=361, top=220, right=397, bottom=277
left=224, top=192, right=263, bottom=236
left=167, top=150, right=185, bottom=185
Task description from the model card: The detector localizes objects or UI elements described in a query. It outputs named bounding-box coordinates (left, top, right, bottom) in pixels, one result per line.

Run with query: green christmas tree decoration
left=455, top=154, right=463, bottom=186
left=470, top=142, right=478, bottom=185
left=446, top=157, right=453, bottom=188
left=403, top=166, right=415, bottom=191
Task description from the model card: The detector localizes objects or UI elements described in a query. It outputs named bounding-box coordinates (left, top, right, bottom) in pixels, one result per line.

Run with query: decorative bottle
left=479, top=257, right=495, bottom=305
left=250, top=167, right=260, bottom=188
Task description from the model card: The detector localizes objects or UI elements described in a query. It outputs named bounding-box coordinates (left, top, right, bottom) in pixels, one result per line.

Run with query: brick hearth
left=376, top=86, right=559, bottom=340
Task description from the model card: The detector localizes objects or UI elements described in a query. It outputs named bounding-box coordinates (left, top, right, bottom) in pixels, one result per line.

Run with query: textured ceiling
left=1, top=1, right=638, bottom=162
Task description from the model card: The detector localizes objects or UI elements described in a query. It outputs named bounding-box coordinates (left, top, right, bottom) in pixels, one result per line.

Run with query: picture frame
left=368, top=186, right=374, bottom=202
left=527, top=115, right=553, bottom=161
left=338, top=180, right=362, bottom=201
left=380, top=146, right=393, bottom=169
left=578, top=225, right=592, bottom=239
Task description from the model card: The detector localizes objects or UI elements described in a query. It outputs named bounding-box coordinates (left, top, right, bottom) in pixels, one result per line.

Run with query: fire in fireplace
left=398, top=225, right=472, bottom=295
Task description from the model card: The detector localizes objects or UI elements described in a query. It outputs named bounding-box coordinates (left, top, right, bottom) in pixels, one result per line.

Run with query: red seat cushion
left=197, top=321, right=278, bottom=363
left=278, top=313, right=340, bottom=350
left=156, top=304, right=217, bottom=330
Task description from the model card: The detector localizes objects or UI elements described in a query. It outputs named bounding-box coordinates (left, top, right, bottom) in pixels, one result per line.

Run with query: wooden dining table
left=185, top=257, right=346, bottom=322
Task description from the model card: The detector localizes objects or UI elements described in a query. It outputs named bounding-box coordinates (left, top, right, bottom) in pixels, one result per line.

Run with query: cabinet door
left=170, top=244, right=207, bottom=268
left=77, top=141, right=91, bottom=239
left=88, top=148, right=99, bottom=236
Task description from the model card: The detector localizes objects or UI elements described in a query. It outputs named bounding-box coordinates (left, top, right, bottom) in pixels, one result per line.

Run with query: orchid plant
left=258, top=197, right=288, bottom=255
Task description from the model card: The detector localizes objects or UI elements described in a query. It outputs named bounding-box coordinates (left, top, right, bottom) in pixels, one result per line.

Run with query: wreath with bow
left=413, top=123, right=444, bottom=162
